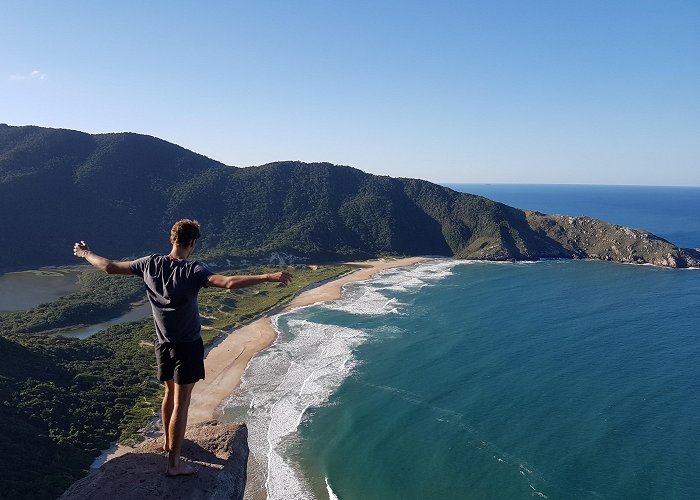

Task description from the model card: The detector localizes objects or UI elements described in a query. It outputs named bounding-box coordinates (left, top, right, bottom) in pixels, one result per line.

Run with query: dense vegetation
left=3, top=124, right=697, bottom=271
left=0, top=320, right=159, bottom=500
left=0, top=263, right=350, bottom=500
left=0, top=125, right=555, bottom=270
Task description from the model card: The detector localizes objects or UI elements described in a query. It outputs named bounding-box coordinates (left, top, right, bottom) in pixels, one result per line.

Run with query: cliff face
left=60, top=421, right=248, bottom=500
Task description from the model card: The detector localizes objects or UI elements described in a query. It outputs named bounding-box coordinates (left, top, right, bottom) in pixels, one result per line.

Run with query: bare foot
left=166, top=461, right=196, bottom=477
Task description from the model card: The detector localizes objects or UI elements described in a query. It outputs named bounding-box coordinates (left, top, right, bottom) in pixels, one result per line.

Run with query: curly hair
left=170, top=219, right=201, bottom=247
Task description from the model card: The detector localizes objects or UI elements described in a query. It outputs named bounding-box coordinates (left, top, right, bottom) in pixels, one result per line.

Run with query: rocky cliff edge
left=60, top=421, right=248, bottom=500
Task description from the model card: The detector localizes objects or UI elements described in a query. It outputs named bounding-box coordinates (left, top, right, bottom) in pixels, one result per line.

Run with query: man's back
left=130, top=254, right=213, bottom=344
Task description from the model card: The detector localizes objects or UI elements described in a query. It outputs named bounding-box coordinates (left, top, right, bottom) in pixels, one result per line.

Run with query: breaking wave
left=221, top=259, right=460, bottom=499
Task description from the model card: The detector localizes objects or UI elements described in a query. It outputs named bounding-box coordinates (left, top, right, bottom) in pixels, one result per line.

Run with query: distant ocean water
left=223, top=185, right=700, bottom=499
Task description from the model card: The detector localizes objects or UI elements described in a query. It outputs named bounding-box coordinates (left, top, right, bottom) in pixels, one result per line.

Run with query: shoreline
left=94, top=256, right=430, bottom=466
left=189, top=256, right=429, bottom=424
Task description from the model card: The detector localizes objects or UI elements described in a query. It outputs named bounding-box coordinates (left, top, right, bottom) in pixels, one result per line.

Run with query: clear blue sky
left=2, top=1, right=698, bottom=185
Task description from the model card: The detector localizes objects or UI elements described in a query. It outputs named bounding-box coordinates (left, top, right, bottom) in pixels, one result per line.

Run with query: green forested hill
left=0, top=124, right=499, bottom=267
left=1, top=124, right=697, bottom=270
left=0, top=124, right=228, bottom=269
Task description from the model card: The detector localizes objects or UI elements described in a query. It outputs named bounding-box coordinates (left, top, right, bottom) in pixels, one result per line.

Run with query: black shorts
left=154, top=338, right=205, bottom=385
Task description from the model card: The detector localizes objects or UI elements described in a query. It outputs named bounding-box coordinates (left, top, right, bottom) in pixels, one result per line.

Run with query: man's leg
left=166, top=382, right=196, bottom=476
left=161, top=380, right=174, bottom=452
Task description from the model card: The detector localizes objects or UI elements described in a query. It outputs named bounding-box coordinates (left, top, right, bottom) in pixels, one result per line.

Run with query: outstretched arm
left=207, top=271, right=292, bottom=290
left=73, top=241, right=133, bottom=275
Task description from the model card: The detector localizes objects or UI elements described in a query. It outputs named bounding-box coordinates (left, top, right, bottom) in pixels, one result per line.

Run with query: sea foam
left=223, top=317, right=366, bottom=499
left=322, top=259, right=461, bottom=315
left=222, top=260, right=461, bottom=499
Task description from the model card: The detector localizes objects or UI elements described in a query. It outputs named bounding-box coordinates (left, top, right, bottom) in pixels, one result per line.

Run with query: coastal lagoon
left=57, top=301, right=152, bottom=339
left=0, top=269, right=80, bottom=311
left=0, top=267, right=151, bottom=338
left=223, top=185, right=700, bottom=499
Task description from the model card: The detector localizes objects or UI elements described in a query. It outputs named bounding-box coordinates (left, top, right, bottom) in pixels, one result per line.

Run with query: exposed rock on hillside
left=60, top=421, right=248, bottom=500
left=524, top=211, right=700, bottom=268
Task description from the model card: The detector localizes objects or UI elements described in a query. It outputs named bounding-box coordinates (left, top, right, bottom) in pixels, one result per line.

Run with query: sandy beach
left=96, top=256, right=428, bottom=466
left=188, top=256, right=429, bottom=424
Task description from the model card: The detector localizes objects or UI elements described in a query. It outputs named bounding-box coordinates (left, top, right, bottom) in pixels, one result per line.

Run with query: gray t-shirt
left=129, top=254, right=213, bottom=345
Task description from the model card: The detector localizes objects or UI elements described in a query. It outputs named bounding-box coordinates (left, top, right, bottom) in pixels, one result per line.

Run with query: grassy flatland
left=30, top=269, right=70, bottom=276
left=197, top=264, right=352, bottom=343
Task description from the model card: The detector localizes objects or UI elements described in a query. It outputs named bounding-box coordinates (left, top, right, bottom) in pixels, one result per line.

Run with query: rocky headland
left=521, top=211, right=700, bottom=268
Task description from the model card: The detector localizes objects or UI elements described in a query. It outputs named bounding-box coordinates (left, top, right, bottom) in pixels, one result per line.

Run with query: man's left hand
left=268, top=271, right=292, bottom=286
left=73, top=241, right=91, bottom=258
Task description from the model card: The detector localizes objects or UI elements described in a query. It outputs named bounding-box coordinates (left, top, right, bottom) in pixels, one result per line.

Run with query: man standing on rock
left=74, top=219, right=291, bottom=476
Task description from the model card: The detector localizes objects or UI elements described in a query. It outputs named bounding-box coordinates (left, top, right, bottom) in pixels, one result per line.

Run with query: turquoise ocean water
left=223, top=185, right=700, bottom=500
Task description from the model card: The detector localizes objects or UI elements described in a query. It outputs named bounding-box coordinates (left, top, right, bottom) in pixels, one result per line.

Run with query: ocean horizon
left=223, top=185, right=700, bottom=499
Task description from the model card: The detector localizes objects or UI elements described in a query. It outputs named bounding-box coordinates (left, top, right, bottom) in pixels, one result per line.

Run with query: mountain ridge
left=1, top=124, right=697, bottom=271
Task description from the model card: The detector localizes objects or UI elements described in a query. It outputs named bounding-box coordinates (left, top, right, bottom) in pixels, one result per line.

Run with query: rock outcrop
left=524, top=211, right=700, bottom=268
left=60, top=421, right=248, bottom=500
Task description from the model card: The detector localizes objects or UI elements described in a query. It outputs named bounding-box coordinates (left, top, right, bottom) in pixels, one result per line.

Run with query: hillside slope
left=1, top=124, right=697, bottom=270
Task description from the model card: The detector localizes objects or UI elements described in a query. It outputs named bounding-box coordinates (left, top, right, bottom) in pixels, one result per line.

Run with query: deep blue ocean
left=223, top=185, right=700, bottom=500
